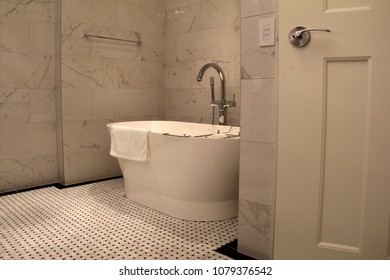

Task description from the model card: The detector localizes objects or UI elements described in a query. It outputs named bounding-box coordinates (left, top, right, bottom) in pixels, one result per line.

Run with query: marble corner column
left=238, top=0, right=278, bottom=259
left=0, top=0, right=58, bottom=193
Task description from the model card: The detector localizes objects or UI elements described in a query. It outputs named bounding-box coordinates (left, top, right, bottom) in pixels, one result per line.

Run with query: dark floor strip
left=53, top=176, right=123, bottom=189
left=215, top=239, right=256, bottom=260
left=0, top=176, right=123, bottom=197
left=0, top=184, right=53, bottom=197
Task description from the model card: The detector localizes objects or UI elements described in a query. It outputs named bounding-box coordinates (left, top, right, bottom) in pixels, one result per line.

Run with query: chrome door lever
left=289, top=26, right=331, bottom=48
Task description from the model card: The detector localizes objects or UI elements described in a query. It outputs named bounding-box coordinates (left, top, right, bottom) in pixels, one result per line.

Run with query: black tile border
left=53, top=176, right=123, bottom=189
left=0, top=183, right=55, bottom=198
left=0, top=176, right=123, bottom=197
left=215, top=239, right=256, bottom=260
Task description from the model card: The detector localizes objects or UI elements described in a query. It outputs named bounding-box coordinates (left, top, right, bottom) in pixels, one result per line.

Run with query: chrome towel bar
left=82, top=33, right=143, bottom=46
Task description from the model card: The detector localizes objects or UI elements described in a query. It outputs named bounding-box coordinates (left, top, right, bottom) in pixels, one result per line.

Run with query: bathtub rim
left=107, top=120, right=240, bottom=139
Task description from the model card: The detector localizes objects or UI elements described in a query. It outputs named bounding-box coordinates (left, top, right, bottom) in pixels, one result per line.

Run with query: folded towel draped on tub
left=109, top=125, right=150, bottom=161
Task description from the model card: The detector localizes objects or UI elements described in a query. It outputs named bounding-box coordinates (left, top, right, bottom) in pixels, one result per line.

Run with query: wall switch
left=259, top=17, right=275, bottom=47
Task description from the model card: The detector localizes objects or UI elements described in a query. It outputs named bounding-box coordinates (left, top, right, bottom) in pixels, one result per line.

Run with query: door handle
left=289, top=26, right=331, bottom=48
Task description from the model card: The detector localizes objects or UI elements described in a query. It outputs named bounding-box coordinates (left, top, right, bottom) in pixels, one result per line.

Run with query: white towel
left=110, top=125, right=150, bottom=161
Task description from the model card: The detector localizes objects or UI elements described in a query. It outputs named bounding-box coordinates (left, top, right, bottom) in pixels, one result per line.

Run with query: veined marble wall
left=238, top=0, right=278, bottom=259
left=164, top=0, right=240, bottom=125
left=0, top=0, right=57, bottom=192
left=1, top=0, right=240, bottom=189
left=57, top=0, right=165, bottom=185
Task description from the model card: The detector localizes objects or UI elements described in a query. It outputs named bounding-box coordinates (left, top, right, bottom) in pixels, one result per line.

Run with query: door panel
left=275, top=0, right=390, bottom=259
left=318, top=58, right=369, bottom=253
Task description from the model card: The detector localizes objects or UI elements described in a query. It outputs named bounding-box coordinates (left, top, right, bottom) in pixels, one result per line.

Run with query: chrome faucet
left=196, top=63, right=236, bottom=125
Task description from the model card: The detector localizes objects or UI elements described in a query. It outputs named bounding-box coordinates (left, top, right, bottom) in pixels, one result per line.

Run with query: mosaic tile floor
left=0, top=178, right=237, bottom=260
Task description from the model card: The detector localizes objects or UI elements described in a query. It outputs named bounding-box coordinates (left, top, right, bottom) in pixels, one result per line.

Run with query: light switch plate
left=259, top=17, right=275, bottom=47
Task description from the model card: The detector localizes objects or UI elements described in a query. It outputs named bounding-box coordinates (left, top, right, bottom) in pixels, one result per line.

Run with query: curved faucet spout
left=196, top=63, right=235, bottom=125
left=196, top=63, right=226, bottom=101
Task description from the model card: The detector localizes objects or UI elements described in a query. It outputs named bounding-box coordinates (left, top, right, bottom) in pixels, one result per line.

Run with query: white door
left=275, top=0, right=390, bottom=259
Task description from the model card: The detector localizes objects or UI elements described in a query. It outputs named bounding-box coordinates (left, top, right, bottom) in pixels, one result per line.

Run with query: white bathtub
left=107, top=121, right=240, bottom=221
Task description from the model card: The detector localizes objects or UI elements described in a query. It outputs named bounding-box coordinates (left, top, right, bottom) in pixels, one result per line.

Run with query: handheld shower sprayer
left=210, top=77, right=215, bottom=102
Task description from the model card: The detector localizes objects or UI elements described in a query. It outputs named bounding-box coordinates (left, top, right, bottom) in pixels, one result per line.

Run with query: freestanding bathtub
left=107, top=121, right=240, bottom=221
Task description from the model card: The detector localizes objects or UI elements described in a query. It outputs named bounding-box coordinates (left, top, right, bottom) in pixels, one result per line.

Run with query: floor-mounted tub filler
left=107, top=121, right=240, bottom=221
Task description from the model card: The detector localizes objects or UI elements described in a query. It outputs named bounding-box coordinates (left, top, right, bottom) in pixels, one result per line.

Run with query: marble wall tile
left=189, top=0, right=240, bottom=33
left=30, top=122, right=57, bottom=156
left=62, top=120, right=111, bottom=154
left=165, top=89, right=188, bottom=121
left=164, top=3, right=202, bottom=36
left=60, top=22, right=93, bottom=56
left=164, top=35, right=177, bottom=63
left=31, top=89, right=56, bottom=122
left=165, top=61, right=197, bottom=89
left=62, top=55, right=163, bottom=90
left=0, top=16, right=29, bottom=53
left=116, top=60, right=163, bottom=89
left=142, top=89, right=165, bottom=117
left=93, top=88, right=165, bottom=120
left=62, top=88, right=92, bottom=120
left=239, top=141, right=276, bottom=206
left=93, top=89, right=143, bottom=120
left=165, top=0, right=239, bottom=35
left=0, top=158, right=33, bottom=193
left=92, top=150, right=121, bottom=179
left=241, top=15, right=276, bottom=79
left=241, top=79, right=276, bottom=143
left=238, top=199, right=273, bottom=259
left=91, top=89, right=113, bottom=120
left=0, top=89, right=29, bottom=104
left=29, top=21, right=55, bottom=55
left=176, top=29, right=220, bottom=61
left=118, top=1, right=164, bottom=35
left=107, top=89, right=144, bottom=119
left=62, top=0, right=119, bottom=29
left=61, top=21, right=90, bottom=36
left=61, top=55, right=117, bottom=89
left=218, top=24, right=241, bottom=58
left=135, top=0, right=165, bottom=10
left=165, top=0, right=203, bottom=10
left=0, top=123, right=31, bottom=160
left=63, top=152, right=94, bottom=185
left=179, top=88, right=215, bottom=124
left=32, top=153, right=58, bottom=185
left=0, top=88, right=30, bottom=123
left=0, top=0, right=55, bottom=22
left=0, top=53, right=55, bottom=89
left=241, top=0, right=277, bottom=18
left=138, top=33, right=164, bottom=63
